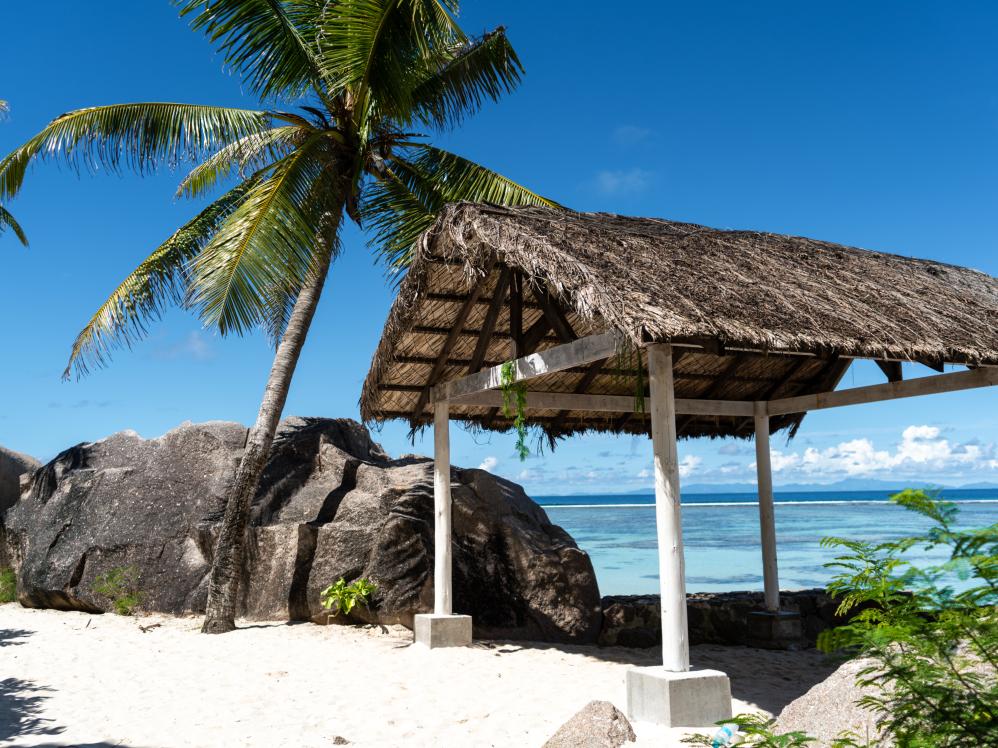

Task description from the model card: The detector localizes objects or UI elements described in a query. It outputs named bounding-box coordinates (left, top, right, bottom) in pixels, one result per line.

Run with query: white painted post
left=647, top=344, right=690, bottom=672
left=754, top=402, right=780, bottom=612
left=433, top=400, right=452, bottom=615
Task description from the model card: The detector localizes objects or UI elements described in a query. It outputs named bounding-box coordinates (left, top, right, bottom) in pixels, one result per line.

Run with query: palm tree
left=0, top=0, right=556, bottom=633
left=0, top=100, right=27, bottom=245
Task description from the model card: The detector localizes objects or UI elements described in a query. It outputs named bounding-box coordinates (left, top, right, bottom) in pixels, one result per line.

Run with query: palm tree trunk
left=201, top=214, right=339, bottom=634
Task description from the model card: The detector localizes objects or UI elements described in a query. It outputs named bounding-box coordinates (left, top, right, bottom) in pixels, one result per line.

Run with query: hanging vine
left=500, top=360, right=530, bottom=460
left=617, top=337, right=646, bottom=415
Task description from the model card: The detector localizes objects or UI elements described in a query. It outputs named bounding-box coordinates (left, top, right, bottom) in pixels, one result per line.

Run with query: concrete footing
left=747, top=610, right=802, bottom=650
left=626, top=667, right=732, bottom=727
left=413, top=613, right=472, bottom=649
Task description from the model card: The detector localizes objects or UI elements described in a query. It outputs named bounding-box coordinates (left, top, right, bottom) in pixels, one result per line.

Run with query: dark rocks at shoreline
left=0, top=446, right=41, bottom=568
left=3, top=418, right=602, bottom=644
left=600, top=590, right=853, bottom=649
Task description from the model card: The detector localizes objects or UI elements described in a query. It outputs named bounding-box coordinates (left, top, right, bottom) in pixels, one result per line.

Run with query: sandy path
left=0, top=605, right=833, bottom=747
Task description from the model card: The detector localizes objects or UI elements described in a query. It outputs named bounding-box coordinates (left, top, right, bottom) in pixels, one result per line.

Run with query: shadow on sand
left=0, top=628, right=33, bottom=647
left=472, top=638, right=837, bottom=715
left=0, top=676, right=64, bottom=743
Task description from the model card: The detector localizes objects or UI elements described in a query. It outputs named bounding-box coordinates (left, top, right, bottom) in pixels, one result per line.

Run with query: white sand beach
left=0, top=605, right=835, bottom=747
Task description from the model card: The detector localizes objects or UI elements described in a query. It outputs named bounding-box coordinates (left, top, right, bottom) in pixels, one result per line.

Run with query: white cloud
left=478, top=456, right=498, bottom=472
left=761, top=425, right=998, bottom=481
left=155, top=331, right=215, bottom=362
left=594, top=168, right=653, bottom=195
left=679, top=455, right=702, bottom=478
left=612, top=125, right=652, bottom=145
left=636, top=468, right=651, bottom=479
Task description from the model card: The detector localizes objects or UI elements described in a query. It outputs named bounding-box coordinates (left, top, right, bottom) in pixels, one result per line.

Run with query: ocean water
left=539, top=489, right=998, bottom=596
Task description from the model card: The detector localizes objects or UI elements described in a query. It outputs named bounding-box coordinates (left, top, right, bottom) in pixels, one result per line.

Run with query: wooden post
left=648, top=344, right=690, bottom=672
left=433, top=400, right=452, bottom=615
left=754, top=402, right=780, bottom=612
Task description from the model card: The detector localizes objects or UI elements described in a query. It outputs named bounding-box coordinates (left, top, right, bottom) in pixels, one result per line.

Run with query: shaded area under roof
left=361, top=203, right=998, bottom=441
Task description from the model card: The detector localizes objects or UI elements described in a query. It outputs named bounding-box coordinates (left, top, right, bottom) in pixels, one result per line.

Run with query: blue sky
left=2, top=2, right=997, bottom=494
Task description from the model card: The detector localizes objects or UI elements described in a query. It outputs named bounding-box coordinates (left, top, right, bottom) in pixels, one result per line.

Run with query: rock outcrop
left=543, top=701, right=636, bottom=748
left=0, top=446, right=41, bottom=567
left=775, top=658, right=887, bottom=746
left=3, top=418, right=602, bottom=643
left=600, top=590, right=854, bottom=649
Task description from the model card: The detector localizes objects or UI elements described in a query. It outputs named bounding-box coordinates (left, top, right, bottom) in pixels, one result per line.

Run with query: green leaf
left=0, top=204, right=27, bottom=246
left=63, top=180, right=256, bottom=379
left=0, top=103, right=272, bottom=202
left=188, top=134, right=339, bottom=337
left=318, top=0, right=462, bottom=118
left=177, top=0, right=328, bottom=101
left=410, top=26, right=523, bottom=129
left=177, top=125, right=312, bottom=199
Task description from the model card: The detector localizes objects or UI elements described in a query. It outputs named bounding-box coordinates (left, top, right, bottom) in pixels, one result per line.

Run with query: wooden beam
left=433, top=401, right=452, bottom=615
left=413, top=325, right=560, bottom=345
left=536, top=285, right=577, bottom=344
left=509, top=270, right=524, bottom=358
left=677, top=353, right=746, bottom=436
left=467, top=269, right=510, bottom=374
left=647, top=344, right=690, bottom=672
left=549, top=358, right=606, bottom=433
left=411, top=271, right=492, bottom=418
left=876, top=360, right=903, bottom=383
left=432, top=332, right=624, bottom=403
left=448, top=389, right=755, bottom=416
left=754, top=403, right=780, bottom=613
left=427, top=291, right=543, bottom=310
left=767, top=366, right=998, bottom=416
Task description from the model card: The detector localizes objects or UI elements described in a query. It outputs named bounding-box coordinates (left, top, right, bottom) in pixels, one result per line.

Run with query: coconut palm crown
left=0, top=0, right=557, bottom=633
left=0, top=0, right=555, bottom=377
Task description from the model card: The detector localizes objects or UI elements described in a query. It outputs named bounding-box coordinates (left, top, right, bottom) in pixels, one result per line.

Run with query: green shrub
left=91, top=566, right=143, bottom=616
left=818, top=489, right=998, bottom=746
left=685, top=489, right=997, bottom=748
left=320, top=577, right=377, bottom=618
left=0, top=567, right=16, bottom=603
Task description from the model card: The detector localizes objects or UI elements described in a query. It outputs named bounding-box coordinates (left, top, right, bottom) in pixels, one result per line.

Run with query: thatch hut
left=361, top=202, right=998, bottom=726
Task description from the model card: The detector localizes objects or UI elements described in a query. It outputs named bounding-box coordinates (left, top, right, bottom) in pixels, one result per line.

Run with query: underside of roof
left=361, top=203, right=998, bottom=442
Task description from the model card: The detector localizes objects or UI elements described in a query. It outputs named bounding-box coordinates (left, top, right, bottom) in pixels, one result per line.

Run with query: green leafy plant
left=818, top=489, right=998, bottom=746
left=681, top=713, right=868, bottom=747
left=500, top=360, right=530, bottom=460
left=321, top=577, right=377, bottom=618
left=0, top=567, right=16, bottom=603
left=92, top=566, right=143, bottom=616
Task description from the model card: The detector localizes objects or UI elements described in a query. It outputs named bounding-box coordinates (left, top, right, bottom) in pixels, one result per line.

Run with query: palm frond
left=0, top=103, right=271, bottom=201
left=177, top=0, right=328, bottom=101
left=64, top=180, right=256, bottom=379
left=188, top=134, right=337, bottom=336
left=177, top=124, right=312, bottom=199
left=401, top=144, right=559, bottom=208
left=361, top=165, right=437, bottom=270
left=410, top=26, right=523, bottom=129
left=318, top=0, right=463, bottom=118
left=365, top=145, right=559, bottom=268
left=0, top=204, right=27, bottom=246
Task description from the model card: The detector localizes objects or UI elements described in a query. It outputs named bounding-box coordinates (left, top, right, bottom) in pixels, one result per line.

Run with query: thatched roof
left=361, top=203, right=998, bottom=441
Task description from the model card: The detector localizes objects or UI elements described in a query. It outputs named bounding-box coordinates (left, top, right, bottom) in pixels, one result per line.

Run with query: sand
left=0, top=604, right=834, bottom=747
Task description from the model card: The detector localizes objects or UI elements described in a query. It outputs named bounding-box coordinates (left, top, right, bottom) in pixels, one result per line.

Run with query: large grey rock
left=774, top=658, right=887, bottom=746
left=4, top=418, right=602, bottom=643
left=0, top=446, right=41, bottom=568
left=0, top=447, right=40, bottom=514
left=543, top=701, right=636, bottom=748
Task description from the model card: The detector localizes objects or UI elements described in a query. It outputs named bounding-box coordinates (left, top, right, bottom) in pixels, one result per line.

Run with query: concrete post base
left=747, top=610, right=802, bottom=651
left=626, top=667, right=732, bottom=727
left=413, top=613, right=472, bottom=649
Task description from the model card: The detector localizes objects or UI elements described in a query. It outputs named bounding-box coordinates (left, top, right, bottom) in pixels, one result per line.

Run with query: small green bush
left=0, top=567, right=16, bottom=603
left=320, top=577, right=376, bottom=618
left=91, top=566, right=143, bottom=616
left=682, top=714, right=868, bottom=747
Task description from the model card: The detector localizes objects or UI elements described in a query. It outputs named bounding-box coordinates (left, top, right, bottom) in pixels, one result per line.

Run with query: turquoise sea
left=540, top=490, right=998, bottom=596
